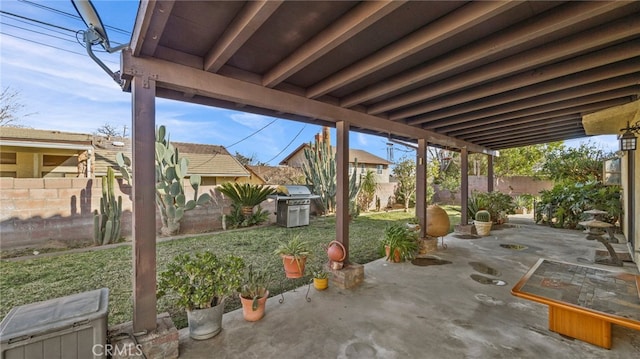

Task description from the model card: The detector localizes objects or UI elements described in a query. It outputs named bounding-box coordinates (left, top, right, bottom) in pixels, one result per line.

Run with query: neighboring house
left=0, top=127, right=255, bottom=184
left=248, top=165, right=305, bottom=185
left=0, top=127, right=93, bottom=178
left=280, top=143, right=392, bottom=184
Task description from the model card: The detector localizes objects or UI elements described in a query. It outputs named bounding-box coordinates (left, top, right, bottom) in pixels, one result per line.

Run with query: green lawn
left=0, top=209, right=460, bottom=329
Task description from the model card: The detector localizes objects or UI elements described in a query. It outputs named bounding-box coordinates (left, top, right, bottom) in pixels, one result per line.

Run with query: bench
left=511, top=258, right=640, bottom=349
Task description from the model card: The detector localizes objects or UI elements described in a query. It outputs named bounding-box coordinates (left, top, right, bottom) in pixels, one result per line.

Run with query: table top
left=512, top=258, right=640, bottom=328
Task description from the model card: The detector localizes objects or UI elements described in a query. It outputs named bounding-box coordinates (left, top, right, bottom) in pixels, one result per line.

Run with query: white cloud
left=229, top=113, right=274, bottom=130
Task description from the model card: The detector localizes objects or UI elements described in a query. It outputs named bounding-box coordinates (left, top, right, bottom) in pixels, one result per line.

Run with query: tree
left=493, top=142, right=562, bottom=178
left=540, top=142, right=612, bottom=183
left=0, top=86, right=32, bottom=127
left=234, top=151, right=266, bottom=166
left=95, top=123, right=121, bottom=137
left=393, top=157, right=416, bottom=212
left=357, top=170, right=378, bottom=212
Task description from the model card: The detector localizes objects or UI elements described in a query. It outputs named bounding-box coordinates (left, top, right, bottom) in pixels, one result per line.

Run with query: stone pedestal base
left=109, top=312, right=179, bottom=359
left=330, top=262, right=364, bottom=289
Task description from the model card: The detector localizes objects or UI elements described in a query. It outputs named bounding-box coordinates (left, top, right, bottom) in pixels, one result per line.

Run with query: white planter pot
left=186, top=302, right=224, bottom=340
left=474, top=221, right=492, bottom=236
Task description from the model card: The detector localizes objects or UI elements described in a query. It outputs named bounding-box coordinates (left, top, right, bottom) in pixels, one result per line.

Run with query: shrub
left=468, top=191, right=516, bottom=223
left=535, top=180, right=621, bottom=229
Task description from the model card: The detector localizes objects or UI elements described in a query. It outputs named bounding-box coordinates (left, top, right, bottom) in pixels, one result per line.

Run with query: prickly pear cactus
left=93, top=167, right=122, bottom=245
left=116, top=125, right=212, bottom=236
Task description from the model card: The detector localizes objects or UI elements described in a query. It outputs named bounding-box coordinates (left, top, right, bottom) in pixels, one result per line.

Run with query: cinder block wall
left=0, top=178, right=276, bottom=249
left=433, top=176, right=554, bottom=205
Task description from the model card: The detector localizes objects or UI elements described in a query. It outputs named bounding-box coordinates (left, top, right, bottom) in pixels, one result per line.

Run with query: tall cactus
left=302, top=140, right=360, bottom=214
left=116, top=125, right=212, bottom=236
left=93, top=167, right=122, bottom=245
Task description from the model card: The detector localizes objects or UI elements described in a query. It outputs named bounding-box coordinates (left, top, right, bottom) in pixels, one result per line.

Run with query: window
left=360, top=164, right=365, bottom=173
left=1, top=152, right=16, bottom=165
left=43, top=154, right=76, bottom=167
left=377, top=164, right=383, bottom=174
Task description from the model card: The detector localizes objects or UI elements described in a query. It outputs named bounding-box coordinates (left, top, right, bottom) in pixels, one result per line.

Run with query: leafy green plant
left=273, top=235, right=311, bottom=260
left=535, top=180, right=621, bottom=228
left=218, top=183, right=276, bottom=215
left=381, top=223, right=418, bottom=261
left=225, top=204, right=270, bottom=229
left=93, top=167, right=122, bottom=245
left=312, top=266, right=329, bottom=279
left=240, top=264, right=271, bottom=311
left=467, top=191, right=516, bottom=224
left=514, top=194, right=535, bottom=211
left=157, top=251, right=245, bottom=310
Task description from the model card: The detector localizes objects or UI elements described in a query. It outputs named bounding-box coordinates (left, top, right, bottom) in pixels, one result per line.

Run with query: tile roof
left=279, top=143, right=391, bottom=166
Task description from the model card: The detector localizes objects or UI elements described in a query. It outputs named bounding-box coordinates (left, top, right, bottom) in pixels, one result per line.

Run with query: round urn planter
left=240, top=290, right=269, bottom=322
left=186, top=303, right=225, bottom=340
left=426, top=205, right=450, bottom=238
left=474, top=221, right=492, bottom=236
left=281, top=255, right=307, bottom=278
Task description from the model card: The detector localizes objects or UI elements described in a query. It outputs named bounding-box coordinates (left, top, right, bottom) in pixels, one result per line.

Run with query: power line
left=1, top=22, right=77, bottom=44
left=0, top=31, right=119, bottom=66
left=3, top=16, right=74, bottom=37
left=265, top=124, right=307, bottom=164
left=17, top=0, right=132, bottom=35
left=225, top=119, right=277, bottom=149
left=0, top=10, right=77, bottom=33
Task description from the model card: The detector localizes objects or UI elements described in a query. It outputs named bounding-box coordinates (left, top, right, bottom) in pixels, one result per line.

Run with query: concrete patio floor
left=178, top=216, right=640, bottom=358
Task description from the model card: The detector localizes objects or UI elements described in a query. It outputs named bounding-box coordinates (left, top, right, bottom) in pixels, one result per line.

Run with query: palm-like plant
left=218, top=182, right=276, bottom=216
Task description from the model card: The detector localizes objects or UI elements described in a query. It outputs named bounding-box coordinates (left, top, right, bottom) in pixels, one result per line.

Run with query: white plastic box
left=0, top=288, right=109, bottom=359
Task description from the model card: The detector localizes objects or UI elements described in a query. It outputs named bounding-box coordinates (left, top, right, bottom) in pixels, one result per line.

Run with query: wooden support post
left=416, top=139, right=427, bottom=239
left=460, top=148, right=469, bottom=225
left=131, top=75, right=157, bottom=332
left=336, top=121, right=350, bottom=264
left=487, top=154, right=494, bottom=192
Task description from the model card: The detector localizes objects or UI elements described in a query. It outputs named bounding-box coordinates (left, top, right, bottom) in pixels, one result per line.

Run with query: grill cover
left=276, top=185, right=312, bottom=197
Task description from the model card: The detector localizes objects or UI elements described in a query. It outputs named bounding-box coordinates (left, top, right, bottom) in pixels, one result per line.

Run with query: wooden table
left=511, top=258, right=640, bottom=349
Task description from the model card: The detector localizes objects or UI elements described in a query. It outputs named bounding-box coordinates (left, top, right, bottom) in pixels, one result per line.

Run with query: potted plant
left=312, top=267, right=329, bottom=291
left=239, top=264, right=271, bottom=322
left=274, top=235, right=310, bottom=278
left=381, top=223, right=419, bottom=262
left=474, top=210, right=492, bottom=236
left=218, top=182, right=276, bottom=217
left=157, top=251, right=244, bottom=340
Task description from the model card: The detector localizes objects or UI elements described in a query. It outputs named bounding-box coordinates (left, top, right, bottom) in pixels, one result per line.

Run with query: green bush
left=535, top=181, right=621, bottom=229
left=225, top=204, right=270, bottom=229
left=467, top=191, right=516, bottom=223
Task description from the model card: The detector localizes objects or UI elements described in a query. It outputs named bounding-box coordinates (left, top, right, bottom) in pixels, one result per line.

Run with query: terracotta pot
left=240, top=290, right=269, bottom=322
left=426, top=205, right=450, bottom=237
left=281, top=255, right=307, bottom=278
left=384, top=245, right=402, bottom=263
left=327, top=241, right=346, bottom=262
left=313, top=278, right=328, bottom=291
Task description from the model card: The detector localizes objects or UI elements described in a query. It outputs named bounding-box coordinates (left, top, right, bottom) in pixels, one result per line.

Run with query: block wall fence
left=0, top=176, right=551, bottom=249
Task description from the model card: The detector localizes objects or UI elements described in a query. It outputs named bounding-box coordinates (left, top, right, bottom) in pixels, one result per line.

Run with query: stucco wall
left=432, top=176, right=554, bottom=204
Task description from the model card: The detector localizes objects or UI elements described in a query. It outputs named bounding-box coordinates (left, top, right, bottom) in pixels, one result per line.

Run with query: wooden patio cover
left=120, top=1, right=640, bottom=331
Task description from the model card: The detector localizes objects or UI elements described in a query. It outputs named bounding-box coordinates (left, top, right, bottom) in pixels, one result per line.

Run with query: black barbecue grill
left=270, top=185, right=319, bottom=228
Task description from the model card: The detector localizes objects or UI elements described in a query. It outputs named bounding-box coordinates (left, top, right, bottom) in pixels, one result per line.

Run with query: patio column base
left=109, top=312, right=179, bottom=359
left=329, top=262, right=364, bottom=289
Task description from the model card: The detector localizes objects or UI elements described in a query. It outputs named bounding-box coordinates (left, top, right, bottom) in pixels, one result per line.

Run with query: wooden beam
left=139, top=1, right=175, bottom=57
left=430, top=87, right=639, bottom=133
left=306, top=1, right=518, bottom=99
left=397, top=59, right=640, bottom=122
left=416, top=138, right=427, bottom=239
left=131, top=75, right=157, bottom=332
left=263, top=0, right=404, bottom=87
left=336, top=121, right=350, bottom=263
left=204, top=1, right=283, bottom=72
left=413, top=76, right=639, bottom=127
left=480, top=130, right=587, bottom=148
left=368, top=15, right=640, bottom=115
left=121, top=50, right=496, bottom=155
left=489, top=133, right=588, bottom=149
left=464, top=121, right=582, bottom=142
left=474, top=124, right=584, bottom=145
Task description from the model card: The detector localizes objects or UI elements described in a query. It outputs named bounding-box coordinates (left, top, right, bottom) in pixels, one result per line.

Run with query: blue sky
left=0, top=0, right=619, bottom=165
